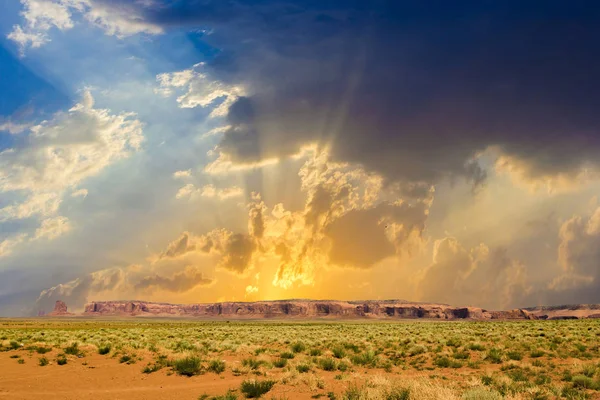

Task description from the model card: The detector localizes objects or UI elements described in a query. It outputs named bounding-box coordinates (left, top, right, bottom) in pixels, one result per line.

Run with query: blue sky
left=1, top=0, right=600, bottom=316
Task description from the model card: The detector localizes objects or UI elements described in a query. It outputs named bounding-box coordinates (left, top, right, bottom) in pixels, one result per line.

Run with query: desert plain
left=1, top=317, right=600, bottom=400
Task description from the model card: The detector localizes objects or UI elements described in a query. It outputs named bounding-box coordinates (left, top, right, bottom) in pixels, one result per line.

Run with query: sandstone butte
left=35, top=299, right=600, bottom=320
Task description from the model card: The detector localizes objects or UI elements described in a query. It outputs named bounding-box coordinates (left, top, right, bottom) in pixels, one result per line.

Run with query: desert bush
left=291, top=342, right=306, bottom=353
left=485, top=348, right=503, bottom=364
left=38, top=357, right=49, bottom=366
left=98, top=344, right=111, bottom=355
left=57, top=355, right=67, bottom=365
left=174, top=356, right=203, bottom=376
left=208, top=359, right=226, bottom=374
left=240, top=379, right=276, bottom=398
left=64, top=342, right=80, bottom=356
left=297, top=364, right=310, bottom=373
left=279, top=351, right=295, bottom=359
left=507, top=351, right=522, bottom=361
left=310, top=348, right=322, bottom=356
left=242, top=358, right=264, bottom=370
left=273, top=358, right=287, bottom=368
left=332, top=346, right=346, bottom=359
left=319, top=357, right=337, bottom=371
left=351, top=350, right=377, bottom=367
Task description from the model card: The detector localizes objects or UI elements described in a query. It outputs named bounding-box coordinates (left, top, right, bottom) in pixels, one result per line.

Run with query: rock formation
left=47, top=300, right=74, bottom=316
left=83, top=299, right=540, bottom=320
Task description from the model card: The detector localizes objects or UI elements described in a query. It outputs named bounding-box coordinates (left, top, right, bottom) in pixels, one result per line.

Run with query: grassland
left=1, top=319, right=600, bottom=399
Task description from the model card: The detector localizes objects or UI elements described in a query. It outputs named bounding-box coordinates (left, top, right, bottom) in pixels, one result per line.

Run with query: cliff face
left=47, top=300, right=74, bottom=316
left=82, top=299, right=536, bottom=320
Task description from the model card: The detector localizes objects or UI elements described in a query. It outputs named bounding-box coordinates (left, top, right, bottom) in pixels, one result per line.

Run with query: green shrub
left=273, top=358, right=287, bottom=368
left=38, top=357, right=49, bottom=366
left=485, top=348, right=503, bottom=364
left=337, top=361, right=349, bottom=372
left=57, top=355, right=67, bottom=365
left=332, top=346, right=346, bottom=359
left=291, top=342, right=306, bottom=353
left=530, top=349, right=545, bottom=358
left=98, top=344, right=111, bottom=355
left=17, top=358, right=24, bottom=364
left=572, top=375, right=598, bottom=390
left=174, top=356, right=203, bottom=376
left=351, top=350, right=377, bottom=367
left=469, top=343, right=485, bottom=351
left=64, top=343, right=80, bottom=356
left=309, top=348, right=322, bottom=356
left=119, top=354, right=134, bottom=364
left=279, top=352, right=295, bottom=359
left=319, top=357, right=337, bottom=371
left=142, top=363, right=163, bottom=374
left=387, top=387, right=410, bottom=400
left=242, top=358, right=264, bottom=370
left=36, top=346, right=52, bottom=354
left=208, top=359, right=226, bottom=374
left=297, top=364, right=310, bottom=373
left=240, top=379, right=276, bottom=398
left=507, top=351, right=523, bottom=361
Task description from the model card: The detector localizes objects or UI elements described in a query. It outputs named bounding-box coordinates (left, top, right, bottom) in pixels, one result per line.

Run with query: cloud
left=134, top=266, right=213, bottom=292
left=175, top=183, right=243, bottom=200
left=35, top=263, right=214, bottom=313
left=155, top=62, right=245, bottom=118
left=173, top=169, right=192, bottom=179
left=0, top=234, right=28, bottom=258
left=8, top=0, right=163, bottom=54
left=418, top=237, right=531, bottom=309
left=160, top=149, right=431, bottom=288
left=0, top=90, right=143, bottom=253
left=70, top=188, right=88, bottom=198
left=147, top=1, right=600, bottom=191
left=549, top=207, right=600, bottom=292
left=34, top=216, right=72, bottom=240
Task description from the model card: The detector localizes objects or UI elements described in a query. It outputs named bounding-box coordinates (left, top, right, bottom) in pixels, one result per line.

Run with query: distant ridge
left=39, top=299, right=600, bottom=320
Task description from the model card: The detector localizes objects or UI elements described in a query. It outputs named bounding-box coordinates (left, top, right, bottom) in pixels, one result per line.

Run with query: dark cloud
left=419, top=238, right=530, bottom=309
left=145, top=0, right=600, bottom=186
left=135, top=266, right=213, bottom=292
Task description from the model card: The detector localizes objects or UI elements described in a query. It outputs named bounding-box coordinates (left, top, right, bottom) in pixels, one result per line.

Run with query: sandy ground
left=0, top=350, right=362, bottom=400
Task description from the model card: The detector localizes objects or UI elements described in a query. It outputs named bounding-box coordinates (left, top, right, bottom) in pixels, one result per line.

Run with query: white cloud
left=175, top=183, right=243, bottom=201
left=71, top=188, right=88, bottom=198
left=0, top=90, right=143, bottom=254
left=34, top=216, right=72, bottom=240
left=8, top=0, right=163, bottom=54
left=0, top=234, right=28, bottom=258
left=156, top=63, right=245, bottom=118
left=0, top=120, right=33, bottom=135
left=173, top=169, right=192, bottom=179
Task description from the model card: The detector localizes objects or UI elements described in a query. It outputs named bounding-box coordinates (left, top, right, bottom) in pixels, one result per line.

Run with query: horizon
left=1, top=1, right=600, bottom=317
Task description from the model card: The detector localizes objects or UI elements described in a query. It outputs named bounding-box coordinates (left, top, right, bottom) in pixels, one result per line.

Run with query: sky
left=0, top=0, right=599, bottom=316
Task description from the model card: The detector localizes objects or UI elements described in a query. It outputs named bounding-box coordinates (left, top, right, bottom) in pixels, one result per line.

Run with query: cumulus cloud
left=0, top=90, right=143, bottom=254
left=134, top=266, right=213, bottom=292
left=34, top=216, right=72, bottom=240
left=175, top=183, right=243, bottom=200
left=419, top=238, right=531, bottom=309
left=155, top=62, right=245, bottom=118
left=8, top=0, right=163, bottom=54
left=35, top=264, right=214, bottom=313
left=146, top=1, right=600, bottom=191
left=160, top=149, right=431, bottom=287
left=549, top=207, right=600, bottom=292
